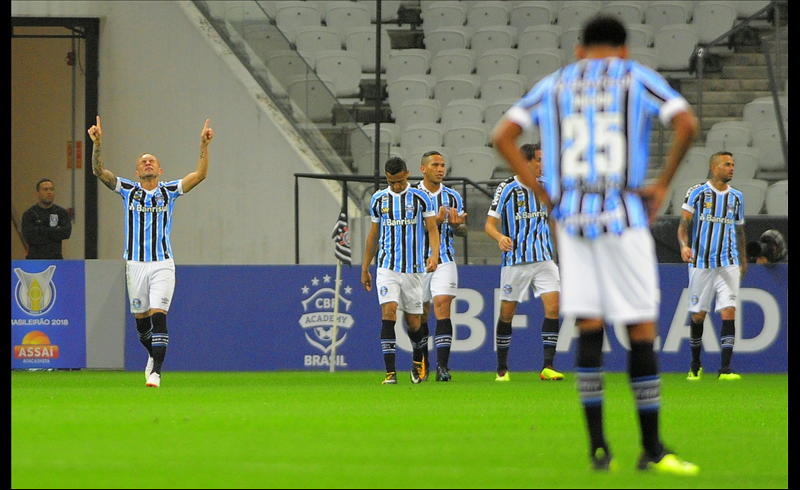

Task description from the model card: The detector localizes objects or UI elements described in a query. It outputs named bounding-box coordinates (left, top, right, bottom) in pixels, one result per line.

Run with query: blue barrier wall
left=124, top=264, right=788, bottom=373
left=11, top=260, right=86, bottom=369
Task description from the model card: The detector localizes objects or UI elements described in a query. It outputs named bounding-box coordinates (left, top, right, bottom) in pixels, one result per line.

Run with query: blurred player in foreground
left=491, top=15, right=700, bottom=475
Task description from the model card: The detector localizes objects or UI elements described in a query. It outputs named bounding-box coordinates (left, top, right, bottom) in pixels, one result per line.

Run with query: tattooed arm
left=181, top=119, right=214, bottom=193
left=87, top=116, right=117, bottom=191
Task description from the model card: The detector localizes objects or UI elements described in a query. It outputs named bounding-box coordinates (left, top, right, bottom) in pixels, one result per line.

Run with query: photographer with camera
left=746, top=229, right=788, bottom=264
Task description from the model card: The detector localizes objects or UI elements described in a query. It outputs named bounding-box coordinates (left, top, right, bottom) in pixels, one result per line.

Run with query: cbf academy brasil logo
left=298, top=273, right=354, bottom=368
left=14, top=265, right=57, bottom=315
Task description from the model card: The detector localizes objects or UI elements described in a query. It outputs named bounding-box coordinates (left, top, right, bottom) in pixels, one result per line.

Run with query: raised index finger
left=203, top=119, right=209, bottom=131
left=96, top=115, right=101, bottom=128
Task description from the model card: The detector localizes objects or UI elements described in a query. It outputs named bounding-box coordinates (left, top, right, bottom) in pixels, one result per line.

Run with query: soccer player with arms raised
left=88, top=116, right=213, bottom=388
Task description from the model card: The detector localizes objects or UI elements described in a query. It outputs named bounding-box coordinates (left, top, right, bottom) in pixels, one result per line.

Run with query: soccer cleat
left=410, top=362, right=424, bottom=384
left=687, top=367, right=703, bottom=381
left=146, top=372, right=161, bottom=388
left=718, top=371, right=741, bottom=381
left=495, top=370, right=510, bottom=382
left=436, top=366, right=451, bottom=382
left=382, top=372, right=397, bottom=385
left=145, top=356, right=154, bottom=381
left=637, top=451, right=699, bottom=476
left=421, top=355, right=429, bottom=381
left=591, top=447, right=618, bottom=472
left=540, top=366, right=564, bottom=381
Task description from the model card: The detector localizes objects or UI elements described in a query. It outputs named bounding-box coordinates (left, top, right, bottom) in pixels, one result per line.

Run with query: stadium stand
left=430, top=48, right=476, bottom=82
left=385, top=49, right=431, bottom=85
left=764, top=179, right=789, bottom=215
left=274, top=1, right=322, bottom=44
left=643, top=1, right=692, bottom=33
left=517, top=24, right=562, bottom=52
left=323, top=1, right=371, bottom=45
left=393, top=98, right=441, bottom=132
left=441, top=98, right=486, bottom=133
left=692, top=1, right=737, bottom=44
left=450, top=146, right=497, bottom=182
left=469, top=25, right=517, bottom=57
left=475, top=48, right=519, bottom=84
left=653, top=24, right=698, bottom=71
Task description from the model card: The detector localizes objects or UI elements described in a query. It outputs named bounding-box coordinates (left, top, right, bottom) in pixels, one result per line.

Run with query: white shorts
left=687, top=265, right=740, bottom=313
left=499, top=261, right=560, bottom=303
left=422, top=261, right=458, bottom=302
left=125, top=259, right=176, bottom=314
left=557, top=226, right=659, bottom=325
left=375, top=267, right=424, bottom=314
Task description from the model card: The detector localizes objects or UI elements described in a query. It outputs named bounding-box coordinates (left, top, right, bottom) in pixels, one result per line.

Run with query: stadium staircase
left=194, top=1, right=787, bottom=266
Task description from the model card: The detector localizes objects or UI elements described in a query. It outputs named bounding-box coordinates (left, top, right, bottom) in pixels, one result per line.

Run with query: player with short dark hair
left=88, top=116, right=213, bottom=388
left=21, top=178, right=72, bottom=260
left=405, top=150, right=467, bottom=382
left=485, top=142, right=564, bottom=382
left=491, top=14, right=700, bottom=475
left=362, top=157, right=440, bottom=385
left=677, top=150, right=747, bottom=381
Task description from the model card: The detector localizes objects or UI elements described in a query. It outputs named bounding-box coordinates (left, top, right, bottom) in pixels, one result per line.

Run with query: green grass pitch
left=12, top=371, right=787, bottom=489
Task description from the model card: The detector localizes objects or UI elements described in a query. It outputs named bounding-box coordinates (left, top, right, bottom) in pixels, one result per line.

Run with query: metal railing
left=294, top=172, right=494, bottom=265
left=693, top=0, right=787, bottom=172
left=193, top=1, right=370, bottom=182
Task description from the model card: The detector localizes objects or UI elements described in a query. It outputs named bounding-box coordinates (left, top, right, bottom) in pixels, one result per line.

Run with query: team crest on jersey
left=153, top=193, right=165, bottom=206
left=406, top=204, right=415, bottom=216
left=13, top=266, right=57, bottom=315
left=298, top=273, right=354, bottom=368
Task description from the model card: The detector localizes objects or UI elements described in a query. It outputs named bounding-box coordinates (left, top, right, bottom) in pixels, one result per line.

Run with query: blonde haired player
left=88, top=116, right=213, bottom=387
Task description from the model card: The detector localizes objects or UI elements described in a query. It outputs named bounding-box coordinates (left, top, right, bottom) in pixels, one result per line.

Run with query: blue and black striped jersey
left=369, top=183, right=435, bottom=273
left=504, top=57, right=691, bottom=239
left=681, top=182, right=745, bottom=268
left=115, top=177, right=183, bottom=262
left=414, top=182, right=465, bottom=264
left=488, top=176, right=554, bottom=266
